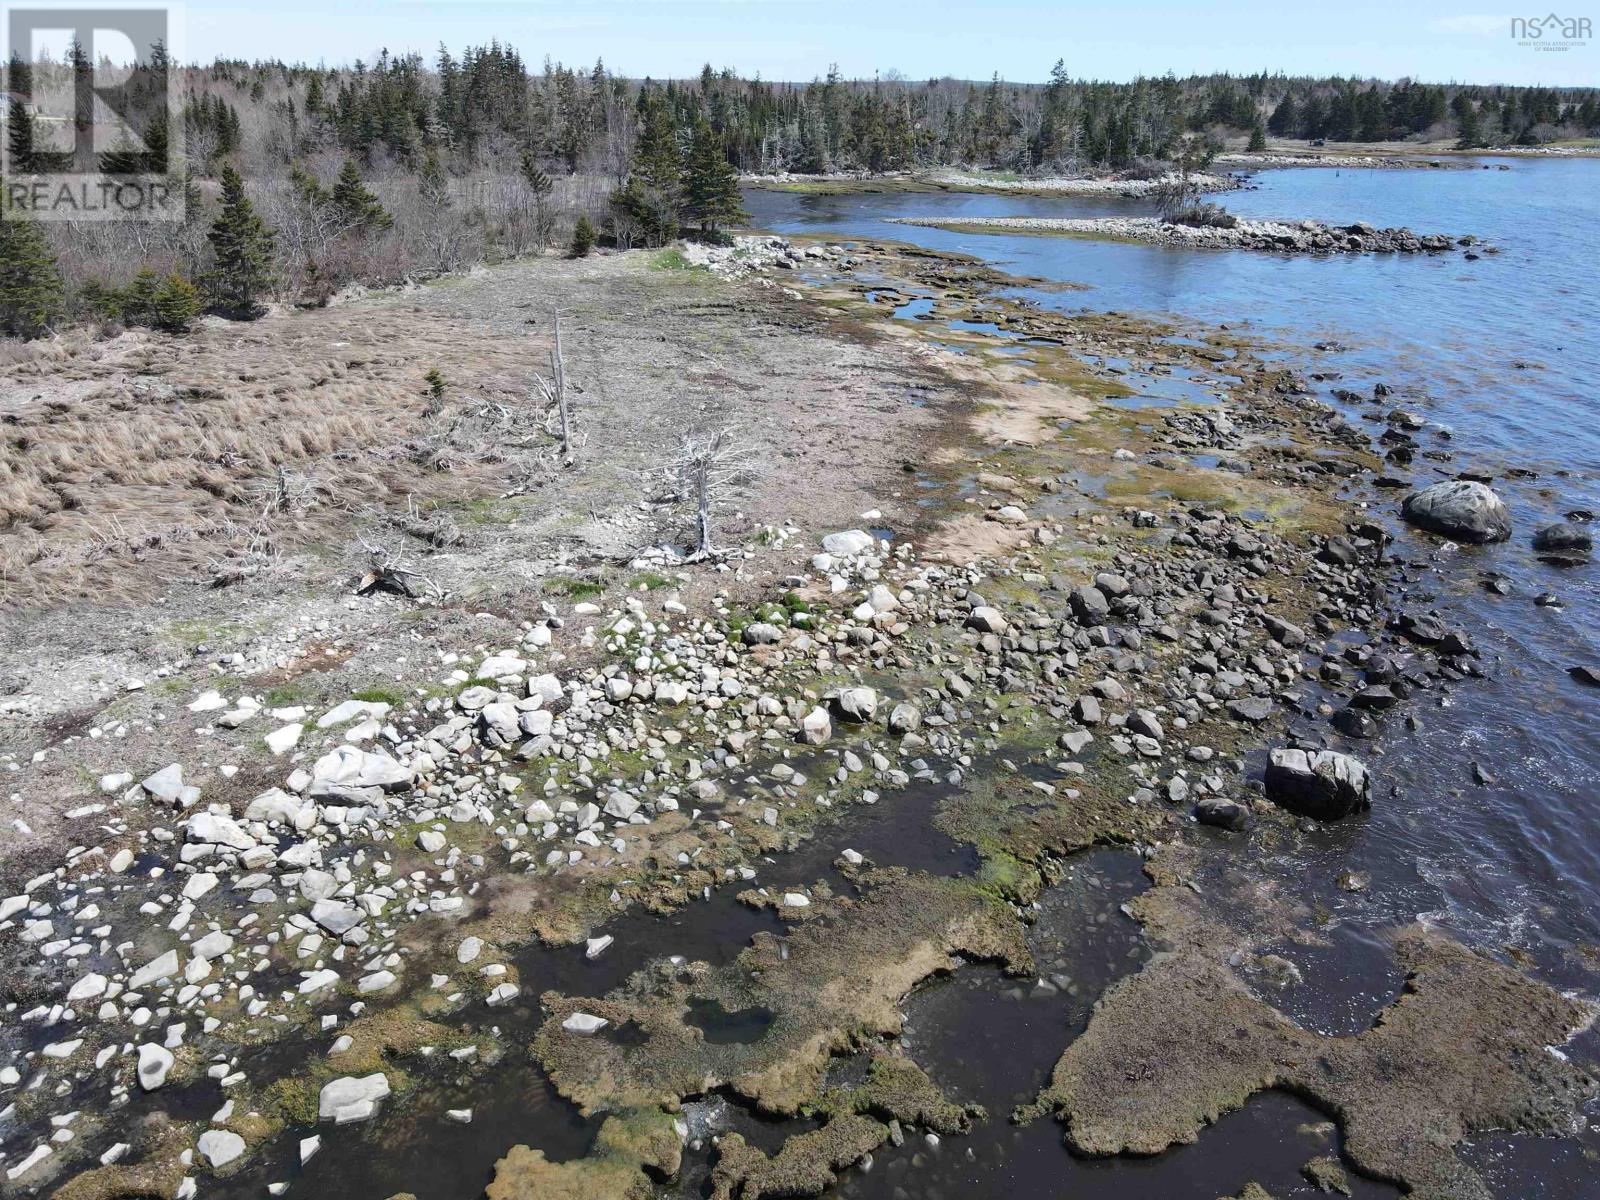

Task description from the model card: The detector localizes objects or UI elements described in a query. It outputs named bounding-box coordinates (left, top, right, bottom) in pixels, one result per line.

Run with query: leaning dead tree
left=533, top=308, right=584, bottom=465
left=666, top=428, right=755, bottom=560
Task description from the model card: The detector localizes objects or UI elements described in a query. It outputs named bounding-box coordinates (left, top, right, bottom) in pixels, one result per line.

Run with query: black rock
left=1331, top=708, right=1376, bottom=737
left=1265, top=748, right=1372, bottom=821
left=1533, top=523, right=1593, bottom=553
left=1227, top=696, right=1274, bottom=723
left=1569, top=666, right=1600, bottom=688
left=1350, top=685, right=1398, bottom=710
left=1194, top=797, right=1252, bottom=832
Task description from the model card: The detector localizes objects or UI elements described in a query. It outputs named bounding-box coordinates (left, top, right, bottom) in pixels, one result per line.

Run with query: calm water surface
left=747, top=163, right=1600, bottom=990
left=748, top=160, right=1600, bottom=1197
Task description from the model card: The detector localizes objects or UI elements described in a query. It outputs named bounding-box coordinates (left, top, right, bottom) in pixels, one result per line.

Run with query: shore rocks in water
left=1264, top=749, right=1371, bottom=820
left=1533, top=523, right=1592, bottom=554
left=1401, top=481, right=1511, bottom=544
left=1194, top=798, right=1252, bottom=832
left=889, top=214, right=1469, bottom=256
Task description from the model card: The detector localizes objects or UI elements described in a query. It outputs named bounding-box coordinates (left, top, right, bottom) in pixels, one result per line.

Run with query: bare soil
left=0, top=248, right=950, bottom=870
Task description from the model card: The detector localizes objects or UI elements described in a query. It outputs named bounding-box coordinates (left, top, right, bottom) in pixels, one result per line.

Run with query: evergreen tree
left=0, top=206, right=64, bottom=337
left=418, top=150, right=450, bottom=209
left=206, top=164, right=275, bottom=316
left=570, top=213, right=596, bottom=256
left=330, top=158, right=393, bottom=231
left=7, top=95, right=36, bottom=171
left=1267, top=93, right=1299, bottom=137
left=625, top=89, right=682, bottom=244
left=681, top=119, right=745, bottom=236
left=151, top=273, right=201, bottom=332
left=1248, top=116, right=1267, bottom=151
left=1453, top=95, right=1481, bottom=149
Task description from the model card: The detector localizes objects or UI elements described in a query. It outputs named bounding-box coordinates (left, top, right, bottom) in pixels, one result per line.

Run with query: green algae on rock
left=532, top=870, right=1031, bottom=1118
left=486, top=1107, right=681, bottom=1200
left=1022, top=928, right=1598, bottom=1200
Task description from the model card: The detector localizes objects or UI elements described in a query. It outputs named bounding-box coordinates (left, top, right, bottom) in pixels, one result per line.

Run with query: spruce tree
left=151, top=273, right=200, bottom=332
left=206, top=164, right=275, bottom=316
left=570, top=213, right=596, bottom=257
left=1248, top=117, right=1267, bottom=152
left=0, top=207, right=64, bottom=337
left=7, top=96, right=35, bottom=171
left=330, top=158, right=392, bottom=231
left=628, top=90, right=682, bottom=244
left=681, top=119, right=745, bottom=237
left=418, top=150, right=450, bottom=210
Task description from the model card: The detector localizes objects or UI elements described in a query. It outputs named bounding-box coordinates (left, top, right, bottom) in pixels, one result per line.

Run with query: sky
left=17, top=0, right=1600, bottom=86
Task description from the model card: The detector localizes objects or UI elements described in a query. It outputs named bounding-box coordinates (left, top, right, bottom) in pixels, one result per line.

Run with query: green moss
left=352, top=685, right=405, bottom=706
left=544, top=576, right=604, bottom=600
left=648, top=248, right=691, bottom=272
left=262, top=681, right=314, bottom=709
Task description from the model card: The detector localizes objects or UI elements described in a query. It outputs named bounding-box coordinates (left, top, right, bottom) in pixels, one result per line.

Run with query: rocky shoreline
left=1, top=237, right=1593, bottom=1200
left=741, top=168, right=1242, bottom=197
left=890, top=213, right=1479, bottom=254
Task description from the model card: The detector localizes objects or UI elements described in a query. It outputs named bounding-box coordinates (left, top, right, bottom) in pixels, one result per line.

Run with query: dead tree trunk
left=695, top=451, right=713, bottom=557
left=552, top=309, right=572, bottom=462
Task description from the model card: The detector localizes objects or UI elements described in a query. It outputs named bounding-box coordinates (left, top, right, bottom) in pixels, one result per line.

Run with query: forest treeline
left=3, top=45, right=1598, bottom=336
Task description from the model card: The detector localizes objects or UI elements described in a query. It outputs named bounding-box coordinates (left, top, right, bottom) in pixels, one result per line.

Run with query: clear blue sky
left=167, top=1, right=1595, bottom=85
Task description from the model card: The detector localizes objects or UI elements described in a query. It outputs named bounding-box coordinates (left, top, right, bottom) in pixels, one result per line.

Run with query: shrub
left=151, top=274, right=201, bottom=332
left=1163, top=202, right=1239, bottom=229
left=423, top=367, right=446, bottom=409
left=570, top=214, right=596, bottom=257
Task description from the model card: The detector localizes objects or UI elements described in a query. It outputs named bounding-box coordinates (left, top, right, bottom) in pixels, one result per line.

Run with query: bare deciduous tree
left=666, top=428, right=755, bottom=560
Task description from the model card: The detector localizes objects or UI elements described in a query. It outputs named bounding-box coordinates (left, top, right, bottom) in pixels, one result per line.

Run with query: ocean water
left=746, top=162, right=1600, bottom=980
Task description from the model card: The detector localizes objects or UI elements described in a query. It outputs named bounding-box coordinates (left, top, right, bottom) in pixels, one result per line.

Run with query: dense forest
left=4, top=44, right=1598, bottom=334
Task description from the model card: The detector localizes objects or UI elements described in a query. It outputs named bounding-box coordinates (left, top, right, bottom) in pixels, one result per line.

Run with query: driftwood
left=354, top=533, right=442, bottom=599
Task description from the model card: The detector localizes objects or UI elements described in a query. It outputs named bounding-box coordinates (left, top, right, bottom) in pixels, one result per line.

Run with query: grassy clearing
left=648, top=247, right=692, bottom=271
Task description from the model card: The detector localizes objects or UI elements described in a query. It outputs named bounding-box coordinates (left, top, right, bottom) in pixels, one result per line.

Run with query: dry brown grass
left=0, top=301, right=544, bottom=606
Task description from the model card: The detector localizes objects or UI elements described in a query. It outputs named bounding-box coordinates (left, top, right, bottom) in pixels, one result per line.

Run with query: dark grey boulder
left=1533, top=523, right=1592, bottom=553
left=1401, top=480, right=1511, bottom=544
left=1194, top=798, right=1252, bottom=832
left=1265, top=748, right=1371, bottom=820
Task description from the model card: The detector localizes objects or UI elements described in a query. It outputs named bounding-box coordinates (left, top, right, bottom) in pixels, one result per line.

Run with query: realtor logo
left=1511, top=12, right=1593, bottom=50
left=2, top=4, right=185, bottom=221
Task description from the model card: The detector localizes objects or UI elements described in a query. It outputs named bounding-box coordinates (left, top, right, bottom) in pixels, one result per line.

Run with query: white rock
left=197, top=1129, right=245, bottom=1169
left=822, top=530, right=874, bottom=558
left=265, top=723, right=304, bottom=755
left=67, top=973, right=108, bottom=1002
left=137, top=1043, right=175, bottom=1090
left=562, top=1011, right=608, bottom=1035
left=129, top=949, right=180, bottom=990
left=317, top=1074, right=390, bottom=1123
left=486, top=983, right=520, bottom=1007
